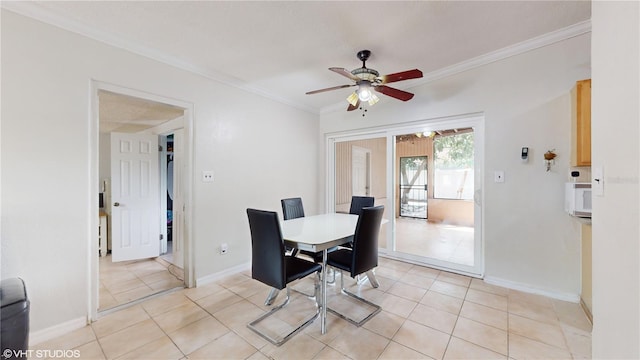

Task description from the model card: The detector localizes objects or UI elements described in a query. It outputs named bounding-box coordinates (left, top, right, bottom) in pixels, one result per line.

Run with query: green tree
left=400, top=157, right=426, bottom=204
left=434, top=133, right=474, bottom=169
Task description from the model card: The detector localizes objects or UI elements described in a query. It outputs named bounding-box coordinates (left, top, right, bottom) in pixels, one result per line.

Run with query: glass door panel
left=393, top=128, right=478, bottom=273
left=333, top=136, right=388, bottom=248
left=399, top=156, right=428, bottom=219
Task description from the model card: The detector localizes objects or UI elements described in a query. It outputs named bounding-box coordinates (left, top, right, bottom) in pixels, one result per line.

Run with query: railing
left=399, top=184, right=427, bottom=219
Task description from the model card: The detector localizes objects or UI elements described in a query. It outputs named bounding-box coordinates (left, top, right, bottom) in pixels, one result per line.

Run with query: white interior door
left=111, top=132, right=160, bottom=262
left=352, top=146, right=371, bottom=196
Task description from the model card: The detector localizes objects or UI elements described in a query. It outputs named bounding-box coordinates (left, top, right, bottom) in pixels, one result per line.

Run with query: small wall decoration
left=544, top=149, right=557, bottom=171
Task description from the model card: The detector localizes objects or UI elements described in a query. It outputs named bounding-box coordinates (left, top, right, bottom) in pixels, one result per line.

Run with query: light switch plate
left=592, top=166, right=604, bottom=196
left=494, top=171, right=505, bottom=183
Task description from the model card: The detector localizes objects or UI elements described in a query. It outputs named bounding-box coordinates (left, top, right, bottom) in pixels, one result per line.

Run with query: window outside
left=433, top=132, right=474, bottom=200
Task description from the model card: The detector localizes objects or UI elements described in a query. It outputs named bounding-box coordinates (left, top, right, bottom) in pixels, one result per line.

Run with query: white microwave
left=565, top=182, right=592, bottom=218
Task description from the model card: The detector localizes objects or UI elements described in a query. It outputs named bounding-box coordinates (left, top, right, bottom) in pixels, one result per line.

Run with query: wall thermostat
left=521, top=147, right=529, bottom=162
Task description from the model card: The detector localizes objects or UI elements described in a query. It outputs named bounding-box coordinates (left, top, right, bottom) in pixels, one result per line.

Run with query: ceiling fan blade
left=306, top=84, right=354, bottom=95
left=379, top=69, right=423, bottom=84
left=329, top=67, right=359, bottom=81
left=374, top=85, right=415, bottom=101
left=347, top=99, right=360, bottom=111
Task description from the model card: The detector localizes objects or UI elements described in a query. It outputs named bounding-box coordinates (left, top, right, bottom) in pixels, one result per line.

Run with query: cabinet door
left=572, top=79, right=591, bottom=166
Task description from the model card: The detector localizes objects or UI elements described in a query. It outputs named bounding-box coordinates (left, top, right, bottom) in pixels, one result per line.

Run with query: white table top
left=281, top=213, right=359, bottom=252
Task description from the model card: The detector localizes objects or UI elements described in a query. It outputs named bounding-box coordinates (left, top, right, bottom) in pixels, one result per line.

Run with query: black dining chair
left=341, top=196, right=375, bottom=250
left=349, top=196, right=375, bottom=215
left=326, top=205, right=384, bottom=326
left=281, top=197, right=305, bottom=220
left=280, top=197, right=306, bottom=255
left=281, top=197, right=305, bottom=257
left=246, top=208, right=322, bottom=346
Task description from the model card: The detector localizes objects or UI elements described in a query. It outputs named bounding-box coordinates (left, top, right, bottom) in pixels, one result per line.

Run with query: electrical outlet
left=220, top=243, right=228, bottom=254
left=202, top=171, right=214, bottom=182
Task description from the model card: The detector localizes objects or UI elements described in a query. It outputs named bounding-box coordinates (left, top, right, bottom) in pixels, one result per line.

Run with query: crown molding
left=321, top=19, right=592, bottom=115
left=3, top=2, right=590, bottom=117
left=418, top=19, right=592, bottom=85
left=1, top=2, right=317, bottom=114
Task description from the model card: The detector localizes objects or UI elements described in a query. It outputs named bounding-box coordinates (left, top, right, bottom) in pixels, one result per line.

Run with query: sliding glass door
left=393, top=127, right=478, bottom=273
left=327, top=115, right=483, bottom=276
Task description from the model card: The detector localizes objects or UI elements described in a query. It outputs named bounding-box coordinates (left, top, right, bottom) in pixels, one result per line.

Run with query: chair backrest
left=281, top=197, right=305, bottom=220
left=246, top=208, right=286, bottom=290
left=349, top=196, right=375, bottom=215
left=350, top=205, right=384, bottom=277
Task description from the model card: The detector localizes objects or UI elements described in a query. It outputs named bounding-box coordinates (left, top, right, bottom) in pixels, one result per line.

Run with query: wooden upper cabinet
left=571, top=79, right=591, bottom=166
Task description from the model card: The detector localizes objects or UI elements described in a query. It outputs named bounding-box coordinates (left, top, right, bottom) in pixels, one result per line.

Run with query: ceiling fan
left=306, top=50, right=423, bottom=112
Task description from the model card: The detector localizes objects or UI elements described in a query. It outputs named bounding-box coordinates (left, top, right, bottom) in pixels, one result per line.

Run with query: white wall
left=591, top=1, right=639, bottom=358
left=320, top=33, right=591, bottom=299
left=0, top=10, right=319, bottom=333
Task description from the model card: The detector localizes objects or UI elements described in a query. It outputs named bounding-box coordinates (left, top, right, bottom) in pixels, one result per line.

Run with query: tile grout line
left=88, top=324, right=108, bottom=360
left=441, top=278, right=471, bottom=359
left=139, top=300, right=189, bottom=360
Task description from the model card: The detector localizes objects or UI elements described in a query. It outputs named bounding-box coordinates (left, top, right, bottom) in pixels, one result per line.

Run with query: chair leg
left=355, top=269, right=379, bottom=288
left=328, top=269, right=381, bottom=327
left=366, top=270, right=379, bottom=288
left=264, top=288, right=280, bottom=306
left=327, top=267, right=336, bottom=284
left=314, top=272, right=321, bottom=307
left=291, top=273, right=318, bottom=299
left=248, top=281, right=320, bottom=346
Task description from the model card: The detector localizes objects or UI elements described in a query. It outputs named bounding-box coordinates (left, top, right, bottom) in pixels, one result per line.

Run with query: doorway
left=393, top=127, right=478, bottom=273
left=91, top=83, right=194, bottom=317
left=327, top=114, right=484, bottom=276
left=399, top=156, right=428, bottom=219
left=159, top=131, right=185, bottom=269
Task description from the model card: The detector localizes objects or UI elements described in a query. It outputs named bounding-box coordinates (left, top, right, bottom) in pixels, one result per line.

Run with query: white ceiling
left=7, top=1, right=591, bottom=119
left=98, top=90, right=185, bottom=133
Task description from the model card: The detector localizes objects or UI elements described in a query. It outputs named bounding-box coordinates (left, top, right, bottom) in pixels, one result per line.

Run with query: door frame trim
left=89, top=80, right=195, bottom=321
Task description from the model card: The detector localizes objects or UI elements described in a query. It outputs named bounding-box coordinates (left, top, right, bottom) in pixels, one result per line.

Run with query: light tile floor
left=38, top=257, right=591, bottom=359
left=99, top=255, right=184, bottom=311
left=395, top=218, right=475, bottom=266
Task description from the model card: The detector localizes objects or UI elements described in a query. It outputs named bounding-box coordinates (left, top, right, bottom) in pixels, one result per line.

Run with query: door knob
left=113, top=202, right=120, bottom=207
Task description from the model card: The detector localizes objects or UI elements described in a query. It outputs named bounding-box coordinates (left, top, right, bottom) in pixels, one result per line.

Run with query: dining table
left=280, top=212, right=359, bottom=334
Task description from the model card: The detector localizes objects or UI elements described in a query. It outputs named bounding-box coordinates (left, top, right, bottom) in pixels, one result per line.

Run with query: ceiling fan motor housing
left=351, top=68, right=379, bottom=81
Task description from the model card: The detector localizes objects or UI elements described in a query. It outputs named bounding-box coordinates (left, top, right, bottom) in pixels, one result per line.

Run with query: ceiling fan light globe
left=368, top=94, right=380, bottom=106
left=347, top=92, right=359, bottom=106
left=358, top=88, right=372, bottom=102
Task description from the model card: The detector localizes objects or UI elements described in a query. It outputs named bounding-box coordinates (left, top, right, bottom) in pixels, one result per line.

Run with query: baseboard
left=196, top=262, right=250, bottom=286
left=580, top=298, right=593, bottom=324
left=484, top=276, right=581, bottom=303
left=29, top=316, right=88, bottom=346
